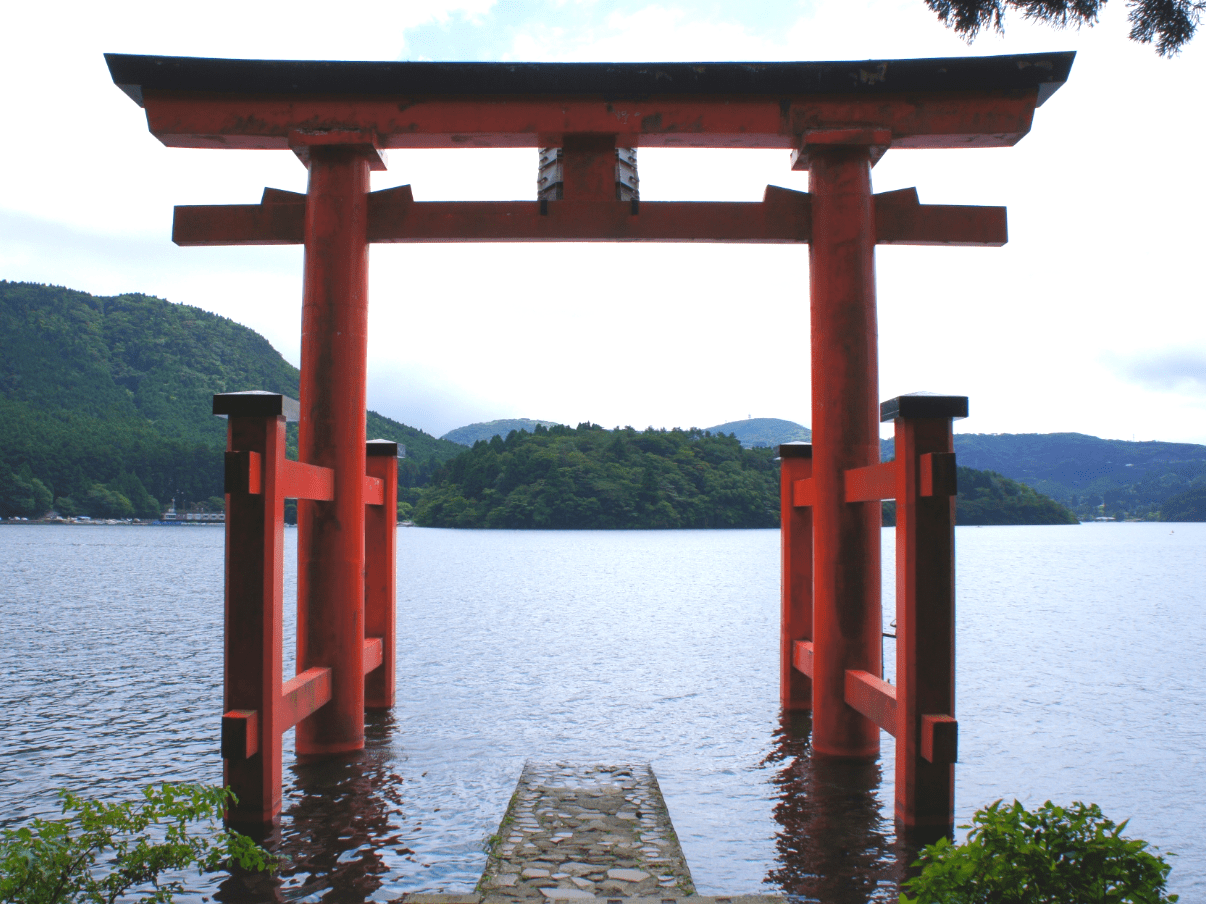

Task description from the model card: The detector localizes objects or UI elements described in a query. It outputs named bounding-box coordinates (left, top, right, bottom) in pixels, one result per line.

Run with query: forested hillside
left=0, top=281, right=462, bottom=519
left=950, top=433, right=1206, bottom=520
left=415, top=423, right=1078, bottom=530
left=416, top=423, right=779, bottom=529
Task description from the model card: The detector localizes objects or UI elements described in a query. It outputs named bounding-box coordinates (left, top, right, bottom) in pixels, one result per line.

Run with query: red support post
left=215, top=392, right=288, bottom=827
left=884, top=393, right=966, bottom=836
left=807, top=142, right=882, bottom=759
left=295, top=140, right=378, bottom=758
left=779, top=442, right=813, bottom=710
left=364, top=440, right=398, bottom=710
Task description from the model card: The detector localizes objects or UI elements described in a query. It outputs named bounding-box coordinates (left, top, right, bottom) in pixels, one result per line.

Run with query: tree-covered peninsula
left=415, top=423, right=779, bottom=529
left=415, top=425, right=1079, bottom=529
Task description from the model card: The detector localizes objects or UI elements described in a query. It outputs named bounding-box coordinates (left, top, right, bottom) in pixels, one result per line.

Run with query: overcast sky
left=2, top=1, right=1204, bottom=442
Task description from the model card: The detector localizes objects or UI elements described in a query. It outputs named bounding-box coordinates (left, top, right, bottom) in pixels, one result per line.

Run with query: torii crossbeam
left=107, top=51, right=1073, bottom=833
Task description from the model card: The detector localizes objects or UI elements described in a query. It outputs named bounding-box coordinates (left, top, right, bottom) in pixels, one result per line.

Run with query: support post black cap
left=213, top=391, right=300, bottom=421
left=880, top=393, right=968, bottom=422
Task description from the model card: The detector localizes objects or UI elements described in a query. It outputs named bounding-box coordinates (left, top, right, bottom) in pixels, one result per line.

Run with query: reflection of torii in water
left=106, top=51, right=1073, bottom=836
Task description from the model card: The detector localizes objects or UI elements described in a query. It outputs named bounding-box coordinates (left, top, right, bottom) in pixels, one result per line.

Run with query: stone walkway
left=390, top=762, right=784, bottom=904
left=477, top=763, right=695, bottom=901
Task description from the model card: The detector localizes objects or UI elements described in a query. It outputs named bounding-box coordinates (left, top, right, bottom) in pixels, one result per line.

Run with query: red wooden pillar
left=215, top=392, right=288, bottom=826
left=365, top=439, right=398, bottom=710
left=806, top=142, right=883, bottom=759
left=294, top=137, right=382, bottom=757
left=885, top=394, right=964, bottom=835
left=779, top=442, right=813, bottom=710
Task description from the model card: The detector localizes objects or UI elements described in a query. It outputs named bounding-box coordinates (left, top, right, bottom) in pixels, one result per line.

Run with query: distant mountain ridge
left=441, top=418, right=564, bottom=446
left=704, top=417, right=811, bottom=448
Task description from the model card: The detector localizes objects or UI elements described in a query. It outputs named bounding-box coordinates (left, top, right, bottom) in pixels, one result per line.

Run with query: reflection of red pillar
left=296, top=146, right=371, bottom=757
left=779, top=443, right=813, bottom=710
left=365, top=440, right=398, bottom=710
left=808, top=146, right=882, bottom=759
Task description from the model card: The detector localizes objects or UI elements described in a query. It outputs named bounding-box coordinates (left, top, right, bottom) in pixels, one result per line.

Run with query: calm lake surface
left=1, top=523, right=1203, bottom=902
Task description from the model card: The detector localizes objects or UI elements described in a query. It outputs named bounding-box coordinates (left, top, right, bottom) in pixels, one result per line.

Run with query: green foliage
left=0, top=462, right=52, bottom=518
left=417, top=423, right=780, bottom=529
left=954, top=466, right=1079, bottom=525
left=948, top=432, right=1206, bottom=522
left=0, top=783, right=273, bottom=904
left=900, top=799, right=1177, bottom=904
left=1159, top=485, right=1206, bottom=522
left=0, top=281, right=461, bottom=518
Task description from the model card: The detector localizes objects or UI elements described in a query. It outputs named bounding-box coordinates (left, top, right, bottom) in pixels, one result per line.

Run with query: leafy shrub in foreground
left=901, top=799, right=1176, bottom=903
left=0, top=783, right=273, bottom=904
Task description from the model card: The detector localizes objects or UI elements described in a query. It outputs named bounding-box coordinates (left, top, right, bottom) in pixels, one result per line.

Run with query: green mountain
left=1161, top=485, right=1206, bottom=522
left=0, top=281, right=462, bottom=519
left=705, top=417, right=811, bottom=449
left=442, top=418, right=564, bottom=446
left=416, top=422, right=779, bottom=529
left=949, top=433, right=1206, bottom=521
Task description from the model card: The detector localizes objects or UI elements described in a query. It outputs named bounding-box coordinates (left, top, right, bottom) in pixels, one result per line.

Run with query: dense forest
left=416, top=423, right=780, bottom=529
left=949, top=433, right=1206, bottom=521
left=0, top=281, right=463, bottom=520
left=416, top=424, right=1078, bottom=529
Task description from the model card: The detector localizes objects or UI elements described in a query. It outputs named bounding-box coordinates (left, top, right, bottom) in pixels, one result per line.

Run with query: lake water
left=1, top=523, right=1203, bottom=902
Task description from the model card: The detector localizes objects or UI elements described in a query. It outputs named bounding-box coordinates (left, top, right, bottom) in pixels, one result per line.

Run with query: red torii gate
left=107, top=51, right=1073, bottom=834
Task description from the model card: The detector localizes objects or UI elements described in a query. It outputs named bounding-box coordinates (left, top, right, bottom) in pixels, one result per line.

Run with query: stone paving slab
left=476, top=763, right=699, bottom=901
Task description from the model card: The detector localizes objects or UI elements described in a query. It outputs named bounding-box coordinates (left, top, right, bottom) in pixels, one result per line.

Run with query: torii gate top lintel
left=105, top=51, right=1073, bottom=152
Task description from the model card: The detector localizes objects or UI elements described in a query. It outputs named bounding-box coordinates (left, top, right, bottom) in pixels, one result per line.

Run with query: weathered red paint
left=779, top=443, right=813, bottom=711
left=171, top=191, right=1003, bottom=247
left=891, top=411, right=959, bottom=835
left=220, top=405, right=285, bottom=827
left=364, top=440, right=398, bottom=709
left=843, top=669, right=898, bottom=737
left=281, top=666, right=334, bottom=731
left=139, top=91, right=1043, bottom=151
left=807, top=144, right=882, bottom=760
left=295, top=144, right=372, bottom=759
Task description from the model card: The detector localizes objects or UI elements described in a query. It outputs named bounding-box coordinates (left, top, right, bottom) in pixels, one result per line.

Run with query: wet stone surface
left=477, top=763, right=695, bottom=901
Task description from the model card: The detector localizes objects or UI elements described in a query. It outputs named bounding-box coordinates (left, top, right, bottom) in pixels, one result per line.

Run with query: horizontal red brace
left=921, top=452, right=958, bottom=497
left=921, top=714, right=958, bottom=763
left=792, top=478, right=815, bottom=508
left=875, top=187, right=1007, bottom=246
left=280, top=667, right=332, bottom=731
left=220, top=709, right=259, bottom=760
left=792, top=640, right=814, bottom=678
left=844, top=669, right=898, bottom=737
left=364, top=475, right=384, bottom=506
left=281, top=460, right=334, bottom=501
left=224, top=450, right=263, bottom=495
left=844, top=461, right=898, bottom=503
left=363, top=636, right=383, bottom=675
left=174, top=189, right=1006, bottom=248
